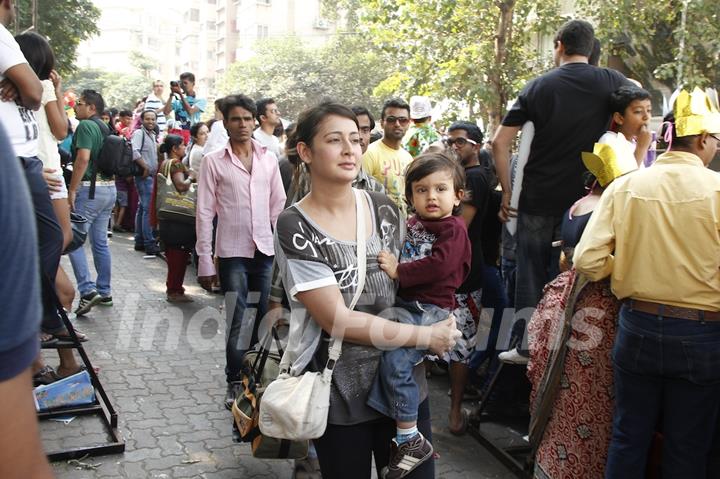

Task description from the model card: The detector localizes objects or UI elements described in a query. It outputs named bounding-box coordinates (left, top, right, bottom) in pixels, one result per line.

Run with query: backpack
left=89, top=118, right=140, bottom=198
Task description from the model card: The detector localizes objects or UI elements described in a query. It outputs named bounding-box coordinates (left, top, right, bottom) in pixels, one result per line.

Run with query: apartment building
left=78, top=0, right=334, bottom=97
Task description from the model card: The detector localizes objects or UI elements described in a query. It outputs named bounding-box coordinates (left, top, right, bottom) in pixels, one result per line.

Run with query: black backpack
left=89, top=118, right=140, bottom=198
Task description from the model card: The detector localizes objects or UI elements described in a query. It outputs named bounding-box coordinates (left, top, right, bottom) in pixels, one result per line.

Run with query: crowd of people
left=1, top=4, right=719, bottom=478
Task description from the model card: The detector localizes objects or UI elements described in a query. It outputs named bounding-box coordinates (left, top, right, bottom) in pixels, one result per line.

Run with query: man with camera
left=162, top=72, right=206, bottom=144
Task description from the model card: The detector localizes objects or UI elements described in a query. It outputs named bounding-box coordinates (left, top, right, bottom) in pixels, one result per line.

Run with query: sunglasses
left=445, top=137, right=478, bottom=147
left=384, top=116, right=410, bottom=126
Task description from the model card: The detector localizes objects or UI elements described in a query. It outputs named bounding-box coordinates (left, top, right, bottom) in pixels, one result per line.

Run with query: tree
left=66, top=68, right=149, bottom=110
left=576, top=0, right=720, bottom=98
left=324, top=0, right=563, bottom=133
left=129, top=51, right=157, bottom=80
left=12, top=0, right=100, bottom=76
left=217, top=35, right=393, bottom=120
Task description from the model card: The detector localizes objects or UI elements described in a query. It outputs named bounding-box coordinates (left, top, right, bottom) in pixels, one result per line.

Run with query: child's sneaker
left=381, top=432, right=433, bottom=479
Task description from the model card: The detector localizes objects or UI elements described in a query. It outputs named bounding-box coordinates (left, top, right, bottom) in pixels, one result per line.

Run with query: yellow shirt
left=362, top=140, right=413, bottom=215
left=574, top=150, right=720, bottom=311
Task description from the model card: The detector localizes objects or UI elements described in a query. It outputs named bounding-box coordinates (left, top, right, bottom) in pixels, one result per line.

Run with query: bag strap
left=277, top=188, right=368, bottom=375
left=323, top=188, right=367, bottom=379
left=254, top=326, right=284, bottom=380
left=89, top=117, right=110, bottom=200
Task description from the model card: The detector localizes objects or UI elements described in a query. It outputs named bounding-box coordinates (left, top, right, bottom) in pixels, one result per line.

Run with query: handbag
left=259, top=188, right=367, bottom=441
left=231, top=327, right=308, bottom=459
left=155, top=159, right=196, bottom=224
left=62, top=212, right=89, bottom=254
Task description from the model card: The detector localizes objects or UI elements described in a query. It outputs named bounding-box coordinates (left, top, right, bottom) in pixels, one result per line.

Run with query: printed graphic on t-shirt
left=18, top=107, right=38, bottom=142
left=401, top=219, right=436, bottom=263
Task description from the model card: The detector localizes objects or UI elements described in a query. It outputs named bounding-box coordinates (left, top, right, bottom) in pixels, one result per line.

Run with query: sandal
left=33, top=365, right=60, bottom=386
left=40, top=332, right=58, bottom=347
left=449, top=409, right=469, bottom=436
left=52, top=327, right=88, bottom=343
left=56, top=364, right=99, bottom=379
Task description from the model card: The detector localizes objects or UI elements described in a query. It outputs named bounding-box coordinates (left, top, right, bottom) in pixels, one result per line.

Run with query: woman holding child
left=274, top=102, right=461, bottom=479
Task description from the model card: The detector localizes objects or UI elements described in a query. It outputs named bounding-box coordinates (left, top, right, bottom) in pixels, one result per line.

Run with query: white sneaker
left=498, top=348, right=529, bottom=365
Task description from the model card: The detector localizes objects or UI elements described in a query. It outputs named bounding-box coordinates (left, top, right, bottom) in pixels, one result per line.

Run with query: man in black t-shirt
left=492, top=20, right=629, bottom=348
left=445, top=121, right=491, bottom=433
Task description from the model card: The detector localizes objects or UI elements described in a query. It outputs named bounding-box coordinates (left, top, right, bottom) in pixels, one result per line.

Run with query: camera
left=170, top=80, right=179, bottom=88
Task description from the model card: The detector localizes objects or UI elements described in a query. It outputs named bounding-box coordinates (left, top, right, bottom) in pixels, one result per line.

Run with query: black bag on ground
left=88, top=118, right=140, bottom=198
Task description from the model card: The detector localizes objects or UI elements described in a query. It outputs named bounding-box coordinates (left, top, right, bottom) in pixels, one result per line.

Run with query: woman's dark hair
left=15, top=32, right=54, bottom=80
left=285, top=102, right=359, bottom=167
left=189, top=121, right=206, bottom=140
left=659, top=112, right=693, bottom=150
left=404, top=151, right=466, bottom=216
left=610, top=86, right=651, bottom=116
left=159, top=134, right=184, bottom=156
left=140, top=109, right=157, bottom=120
left=220, top=94, right=256, bottom=120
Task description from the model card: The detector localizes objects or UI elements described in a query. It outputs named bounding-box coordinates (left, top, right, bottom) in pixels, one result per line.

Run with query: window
left=206, top=21, right=216, bottom=30
left=257, top=25, right=268, bottom=39
left=257, top=0, right=271, bottom=5
left=190, top=8, right=200, bottom=21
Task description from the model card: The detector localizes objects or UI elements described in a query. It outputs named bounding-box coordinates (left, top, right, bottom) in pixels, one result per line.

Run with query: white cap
left=409, top=96, right=432, bottom=120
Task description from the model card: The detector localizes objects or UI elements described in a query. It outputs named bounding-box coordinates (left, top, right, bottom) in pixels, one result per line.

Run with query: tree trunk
left=488, top=0, right=516, bottom=138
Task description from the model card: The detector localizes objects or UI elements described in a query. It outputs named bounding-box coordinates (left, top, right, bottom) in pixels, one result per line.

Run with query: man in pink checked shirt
left=195, top=94, right=286, bottom=409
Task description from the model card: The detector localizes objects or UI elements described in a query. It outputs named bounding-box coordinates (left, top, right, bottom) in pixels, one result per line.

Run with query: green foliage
left=66, top=69, right=149, bottom=110
left=12, top=0, right=100, bottom=77
left=217, top=35, right=393, bottom=120
left=129, top=51, right=157, bottom=79
left=576, top=0, right=720, bottom=91
left=325, top=0, right=564, bottom=132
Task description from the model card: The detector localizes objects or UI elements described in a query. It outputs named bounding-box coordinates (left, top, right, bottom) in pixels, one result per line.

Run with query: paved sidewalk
left=42, top=232, right=516, bottom=478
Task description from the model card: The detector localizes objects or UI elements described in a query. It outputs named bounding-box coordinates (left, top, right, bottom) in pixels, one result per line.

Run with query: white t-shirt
left=204, top=120, right=228, bottom=155
left=0, top=24, right=38, bottom=157
left=253, top=127, right=281, bottom=159
left=145, top=93, right=167, bottom=132
left=36, top=80, right=61, bottom=171
left=189, top=143, right=204, bottom=175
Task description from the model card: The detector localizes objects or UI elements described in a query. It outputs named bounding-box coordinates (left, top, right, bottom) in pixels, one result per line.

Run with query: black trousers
left=313, top=398, right=434, bottom=479
left=20, top=156, right=63, bottom=333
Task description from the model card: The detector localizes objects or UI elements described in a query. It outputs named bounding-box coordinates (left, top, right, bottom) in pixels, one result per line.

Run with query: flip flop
left=449, top=409, right=469, bottom=436
left=33, top=365, right=60, bottom=386
left=56, top=364, right=100, bottom=379
left=40, top=332, right=58, bottom=347
left=52, top=327, right=88, bottom=342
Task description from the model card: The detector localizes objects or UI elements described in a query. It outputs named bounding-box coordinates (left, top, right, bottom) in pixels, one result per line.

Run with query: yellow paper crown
left=674, top=87, right=720, bottom=137
left=581, top=132, right=638, bottom=187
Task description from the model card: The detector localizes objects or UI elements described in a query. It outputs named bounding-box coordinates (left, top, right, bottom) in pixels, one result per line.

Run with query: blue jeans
left=20, top=156, right=64, bottom=333
left=218, top=252, right=272, bottom=383
left=512, top=212, right=561, bottom=351
left=606, top=305, right=720, bottom=479
left=367, top=300, right=448, bottom=422
left=134, top=176, right=155, bottom=249
left=68, top=185, right=116, bottom=297
left=469, top=264, right=509, bottom=369
left=500, top=256, right=516, bottom=309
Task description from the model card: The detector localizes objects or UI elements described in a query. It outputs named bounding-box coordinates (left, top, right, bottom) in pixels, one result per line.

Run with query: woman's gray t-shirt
left=274, top=190, right=426, bottom=426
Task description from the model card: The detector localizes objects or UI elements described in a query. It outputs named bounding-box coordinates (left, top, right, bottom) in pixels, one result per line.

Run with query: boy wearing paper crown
left=574, top=87, right=720, bottom=478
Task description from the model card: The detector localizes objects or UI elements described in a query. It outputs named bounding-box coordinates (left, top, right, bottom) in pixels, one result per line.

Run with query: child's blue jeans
left=367, top=299, right=449, bottom=422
